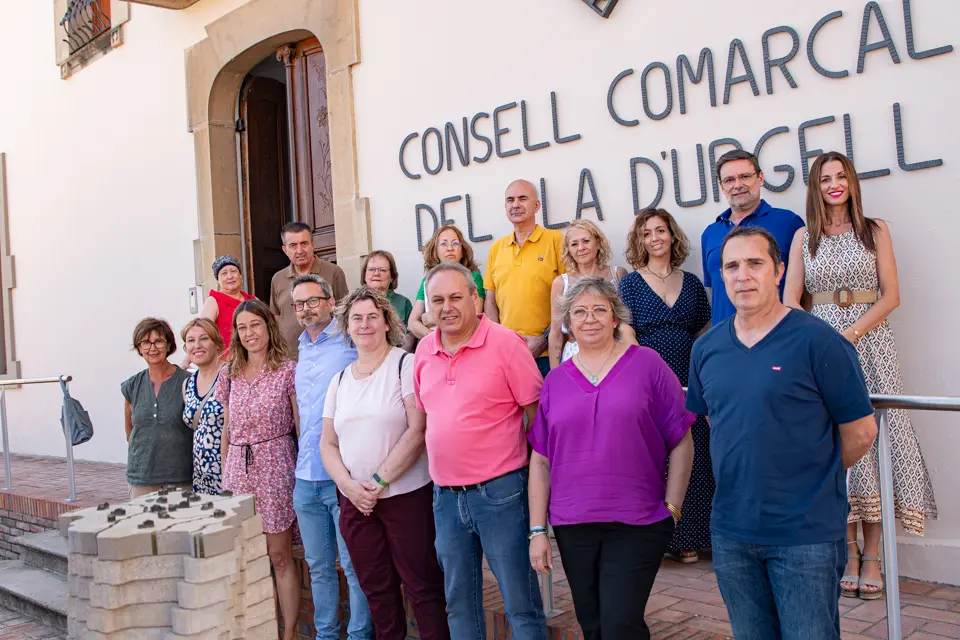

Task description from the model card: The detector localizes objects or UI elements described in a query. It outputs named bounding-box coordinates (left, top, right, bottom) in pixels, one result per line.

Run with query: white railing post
left=877, top=409, right=901, bottom=640
left=0, top=387, right=11, bottom=491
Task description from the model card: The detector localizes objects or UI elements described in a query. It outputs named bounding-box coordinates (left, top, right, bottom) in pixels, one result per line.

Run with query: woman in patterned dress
left=212, top=299, right=300, bottom=640
left=619, top=209, right=713, bottom=564
left=784, top=151, right=937, bottom=600
left=181, top=318, right=225, bottom=495
left=547, top=220, right=631, bottom=369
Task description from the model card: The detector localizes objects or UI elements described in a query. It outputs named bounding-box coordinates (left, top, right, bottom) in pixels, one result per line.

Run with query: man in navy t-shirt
left=701, top=149, right=805, bottom=324
left=687, top=226, right=877, bottom=640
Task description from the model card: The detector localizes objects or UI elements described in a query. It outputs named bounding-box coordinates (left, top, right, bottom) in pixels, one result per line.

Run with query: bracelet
left=372, top=473, right=389, bottom=488
left=529, top=526, right=547, bottom=534
left=665, top=502, right=682, bottom=521
left=528, top=530, right=548, bottom=541
left=852, top=328, right=861, bottom=340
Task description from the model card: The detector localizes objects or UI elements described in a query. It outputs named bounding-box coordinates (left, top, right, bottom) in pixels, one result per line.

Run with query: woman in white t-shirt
left=319, top=286, right=450, bottom=640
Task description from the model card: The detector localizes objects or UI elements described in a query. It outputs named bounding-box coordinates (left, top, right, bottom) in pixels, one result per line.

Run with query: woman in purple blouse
left=528, top=275, right=695, bottom=640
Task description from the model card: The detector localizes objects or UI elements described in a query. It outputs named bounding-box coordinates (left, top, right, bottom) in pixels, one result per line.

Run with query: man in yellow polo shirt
left=484, top=179, right=566, bottom=377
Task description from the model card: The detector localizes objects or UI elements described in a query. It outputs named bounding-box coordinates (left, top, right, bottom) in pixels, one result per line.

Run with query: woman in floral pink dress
left=213, top=299, right=300, bottom=640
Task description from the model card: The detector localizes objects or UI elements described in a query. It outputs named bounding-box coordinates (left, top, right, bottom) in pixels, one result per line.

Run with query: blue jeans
left=433, top=467, right=546, bottom=640
left=712, top=533, right=846, bottom=640
left=293, top=479, right=373, bottom=640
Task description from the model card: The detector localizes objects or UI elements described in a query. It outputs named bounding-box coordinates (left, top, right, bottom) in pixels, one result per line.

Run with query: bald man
left=483, top=179, right=566, bottom=377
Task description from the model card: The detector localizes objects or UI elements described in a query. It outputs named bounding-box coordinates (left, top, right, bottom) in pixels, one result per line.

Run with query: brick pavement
left=4, top=454, right=960, bottom=639
left=0, top=604, right=64, bottom=639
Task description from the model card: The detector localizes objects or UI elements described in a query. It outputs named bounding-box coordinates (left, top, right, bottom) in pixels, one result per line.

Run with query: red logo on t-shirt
left=772, top=366, right=782, bottom=371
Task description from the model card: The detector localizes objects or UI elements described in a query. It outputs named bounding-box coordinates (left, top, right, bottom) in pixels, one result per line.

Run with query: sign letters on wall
left=401, top=0, right=953, bottom=249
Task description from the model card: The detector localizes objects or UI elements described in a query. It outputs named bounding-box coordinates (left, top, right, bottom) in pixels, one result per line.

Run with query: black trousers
left=554, top=518, right=674, bottom=640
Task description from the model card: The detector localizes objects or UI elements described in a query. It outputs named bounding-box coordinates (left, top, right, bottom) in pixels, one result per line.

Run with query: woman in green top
left=407, top=224, right=485, bottom=340
left=362, top=249, right=416, bottom=351
left=121, top=317, right=193, bottom=498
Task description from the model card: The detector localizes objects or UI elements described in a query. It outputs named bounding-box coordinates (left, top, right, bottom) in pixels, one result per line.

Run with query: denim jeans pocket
left=478, top=469, right=524, bottom=505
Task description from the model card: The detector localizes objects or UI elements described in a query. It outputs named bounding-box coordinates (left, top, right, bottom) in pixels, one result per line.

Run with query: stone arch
left=184, top=0, right=369, bottom=294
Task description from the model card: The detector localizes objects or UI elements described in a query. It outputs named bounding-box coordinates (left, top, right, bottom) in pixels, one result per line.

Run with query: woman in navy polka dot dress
left=619, top=208, right=713, bottom=563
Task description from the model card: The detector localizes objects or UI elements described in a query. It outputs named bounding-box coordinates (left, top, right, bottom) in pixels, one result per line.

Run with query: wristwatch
left=372, top=473, right=389, bottom=488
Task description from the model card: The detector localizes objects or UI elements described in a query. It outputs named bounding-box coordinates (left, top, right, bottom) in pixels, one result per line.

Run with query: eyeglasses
left=291, top=296, right=330, bottom=311
left=138, top=339, right=168, bottom=351
left=438, top=241, right=462, bottom=249
left=365, top=267, right=390, bottom=274
left=721, top=172, right=758, bottom=188
left=570, top=306, right=611, bottom=321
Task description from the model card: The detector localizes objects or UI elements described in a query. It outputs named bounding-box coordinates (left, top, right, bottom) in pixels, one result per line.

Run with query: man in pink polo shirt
left=414, top=262, right=547, bottom=640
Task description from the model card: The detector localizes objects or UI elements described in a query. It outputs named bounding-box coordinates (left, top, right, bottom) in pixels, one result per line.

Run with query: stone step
left=0, top=560, right=67, bottom=630
left=17, top=529, right=68, bottom=576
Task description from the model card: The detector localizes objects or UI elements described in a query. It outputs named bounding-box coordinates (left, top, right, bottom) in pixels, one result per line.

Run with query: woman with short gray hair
left=527, top=275, right=695, bottom=639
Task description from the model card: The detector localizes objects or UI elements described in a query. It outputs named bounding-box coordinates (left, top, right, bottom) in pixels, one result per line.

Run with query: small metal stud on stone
left=158, top=487, right=169, bottom=496
left=150, top=504, right=165, bottom=513
left=201, top=502, right=213, bottom=511
left=178, top=501, right=189, bottom=508
left=138, top=520, right=155, bottom=529
left=220, top=490, right=233, bottom=497
left=107, top=514, right=116, bottom=523
left=168, top=504, right=178, bottom=512
left=110, top=508, right=126, bottom=516
left=189, top=494, right=201, bottom=503
left=213, top=509, right=226, bottom=518
left=158, top=512, right=171, bottom=519
left=97, top=502, right=109, bottom=511
left=157, top=496, right=168, bottom=504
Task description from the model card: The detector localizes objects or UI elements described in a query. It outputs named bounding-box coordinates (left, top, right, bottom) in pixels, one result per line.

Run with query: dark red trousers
left=339, top=483, right=450, bottom=640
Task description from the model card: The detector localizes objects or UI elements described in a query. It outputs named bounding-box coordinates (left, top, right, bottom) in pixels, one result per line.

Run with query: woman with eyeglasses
left=528, top=276, right=694, bottom=639
left=408, top=225, right=485, bottom=340
left=122, top=318, right=193, bottom=498
left=362, top=250, right=415, bottom=351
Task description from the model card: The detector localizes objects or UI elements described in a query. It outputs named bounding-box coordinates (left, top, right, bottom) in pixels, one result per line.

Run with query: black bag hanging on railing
left=60, top=380, right=93, bottom=446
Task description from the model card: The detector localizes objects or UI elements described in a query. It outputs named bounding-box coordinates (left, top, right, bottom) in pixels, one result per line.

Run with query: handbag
left=60, top=380, right=93, bottom=446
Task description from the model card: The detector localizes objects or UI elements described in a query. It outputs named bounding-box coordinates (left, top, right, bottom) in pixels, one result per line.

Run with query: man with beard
left=271, top=221, right=350, bottom=359
left=701, top=150, right=804, bottom=324
left=415, top=262, right=547, bottom=640
left=484, top=179, right=565, bottom=377
left=289, top=274, right=372, bottom=640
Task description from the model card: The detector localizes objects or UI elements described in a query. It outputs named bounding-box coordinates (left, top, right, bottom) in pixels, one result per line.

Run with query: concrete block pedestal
left=60, top=488, right=275, bottom=639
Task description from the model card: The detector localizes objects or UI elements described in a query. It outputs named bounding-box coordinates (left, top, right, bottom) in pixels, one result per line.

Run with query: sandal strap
left=840, top=575, right=860, bottom=584
left=861, top=556, right=881, bottom=562
left=859, top=578, right=884, bottom=588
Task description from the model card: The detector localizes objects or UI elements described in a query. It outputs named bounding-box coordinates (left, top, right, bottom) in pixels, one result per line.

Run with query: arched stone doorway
left=184, top=0, right=370, bottom=295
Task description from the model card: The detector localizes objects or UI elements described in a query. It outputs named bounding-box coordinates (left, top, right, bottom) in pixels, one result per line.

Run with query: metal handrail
left=0, top=375, right=77, bottom=502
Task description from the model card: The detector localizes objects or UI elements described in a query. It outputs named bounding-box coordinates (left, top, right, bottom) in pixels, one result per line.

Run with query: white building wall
left=0, top=0, right=956, bottom=582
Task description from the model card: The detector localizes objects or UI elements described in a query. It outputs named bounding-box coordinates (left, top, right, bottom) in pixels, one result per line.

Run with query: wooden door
left=240, top=76, right=293, bottom=299
left=288, top=38, right=336, bottom=261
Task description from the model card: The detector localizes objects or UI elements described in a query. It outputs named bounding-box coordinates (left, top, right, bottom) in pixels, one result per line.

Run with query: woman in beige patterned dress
left=784, top=151, right=937, bottom=601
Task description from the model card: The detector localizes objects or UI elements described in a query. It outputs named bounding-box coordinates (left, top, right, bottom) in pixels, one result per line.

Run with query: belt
left=230, top=432, right=292, bottom=473
left=810, top=288, right=878, bottom=309
left=439, top=467, right=525, bottom=493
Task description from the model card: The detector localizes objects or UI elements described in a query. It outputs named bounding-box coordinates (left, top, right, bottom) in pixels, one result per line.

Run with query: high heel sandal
left=841, top=542, right=861, bottom=598
left=858, top=556, right=885, bottom=600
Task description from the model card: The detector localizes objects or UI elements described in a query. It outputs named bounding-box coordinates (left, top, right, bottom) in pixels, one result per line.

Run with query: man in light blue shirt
left=290, top=274, right=372, bottom=640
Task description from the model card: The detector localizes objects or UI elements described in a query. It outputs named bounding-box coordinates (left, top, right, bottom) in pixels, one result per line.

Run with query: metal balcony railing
left=0, top=376, right=77, bottom=502
left=60, top=0, right=111, bottom=55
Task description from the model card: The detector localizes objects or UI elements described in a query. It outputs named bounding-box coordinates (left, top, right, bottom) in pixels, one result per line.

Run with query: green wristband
left=372, top=473, right=389, bottom=488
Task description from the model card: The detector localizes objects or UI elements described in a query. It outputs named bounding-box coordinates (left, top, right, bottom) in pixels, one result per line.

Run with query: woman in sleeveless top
left=180, top=318, right=225, bottom=495
left=199, top=255, right=255, bottom=359
left=548, top=220, right=631, bottom=369
left=784, top=151, right=937, bottom=601
left=408, top=224, right=485, bottom=340
left=212, top=299, right=300, bottom=640
left=619, top=208, right=713, bottom=564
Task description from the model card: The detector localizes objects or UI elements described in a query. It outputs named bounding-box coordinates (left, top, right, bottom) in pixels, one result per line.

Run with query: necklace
left=644, top=266, right=674, bottom=282
left=576, top=343, right=617, bottom=384
left=354, top=345, right=391, bottom=376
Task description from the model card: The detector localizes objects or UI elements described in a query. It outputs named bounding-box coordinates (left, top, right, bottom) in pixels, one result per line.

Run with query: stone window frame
left=0, top=154, right=21, bottom=380
left=54, top=0, right=130, bottom=80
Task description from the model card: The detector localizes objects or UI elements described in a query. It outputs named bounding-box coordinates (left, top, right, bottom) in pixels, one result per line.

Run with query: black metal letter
left=893, top=103, right=943, bottom=171
left=671, top=145, right=707, bottom=208
left=445, top=119, right=470, bottom=171
left=470, top=112, right=493, bottom=163
left=723, top=39, right=760, bottom=105
left=465, top=194, right=494, bottom=242
left=842, top=113, right=890, bottom=180
left=551, top=91, right=582, bottom=145
left=640, top=62, right=673, bottom=121
left=576, top=169, right=603, bottom=220
left=807, top=10, right=850, bottom=79
left=607, top=69, right=640, bottom=127
left=399, top=132, right=421, bottom=180
left=521, top=100, right=550, bottom=152
left=415, top=204, right=439, bottom=251
left=903, top=0, right=954, bottom=60
left=540, top=177, right=569, bottom=230
left=753, top=126, right=796, bottom=192
left=630, top=157, right=664, bottom=213
left=762, top=26, right=800, bottom=95
left=493, top=103, right=520, bottom=159
left=798, top=116, right=837, bottom=185
left=677, top=49, right=717, bottom=114
left=440, top=195, right=461, bottom=226
left=858, top=2, right=901, bottom=74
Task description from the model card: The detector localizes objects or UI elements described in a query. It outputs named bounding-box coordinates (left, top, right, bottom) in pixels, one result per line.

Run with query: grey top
left=121, top=367, right=193, bottom=485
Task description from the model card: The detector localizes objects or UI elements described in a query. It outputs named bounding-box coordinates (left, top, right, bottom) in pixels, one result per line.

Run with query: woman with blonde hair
left=408, top=225, right=485, bottom=339
left=212, top=299, right=300, bottom=640
left=784, top=151, right=936, bottom=600
left=321, top=287, right=449, bottom=640
left=619, top=208, right=712, bottom=564
left=547, top=219, right=630, bottom=368
left=181, top=318, right=226, bottom=495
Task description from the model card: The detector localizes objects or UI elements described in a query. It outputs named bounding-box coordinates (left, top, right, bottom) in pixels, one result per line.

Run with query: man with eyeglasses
left=701, top=150, right=804, bottom=324
left=289, top=274, right=373, bottom=640
left=270, top=221, right=350, bottom=360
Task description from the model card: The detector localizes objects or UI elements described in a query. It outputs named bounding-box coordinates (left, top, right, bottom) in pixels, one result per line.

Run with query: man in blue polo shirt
left=290, top=274, right=373, bottom=640
left=687, top=227, right=877, bottom=640
left=701, top=150, right=804, bottom=324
